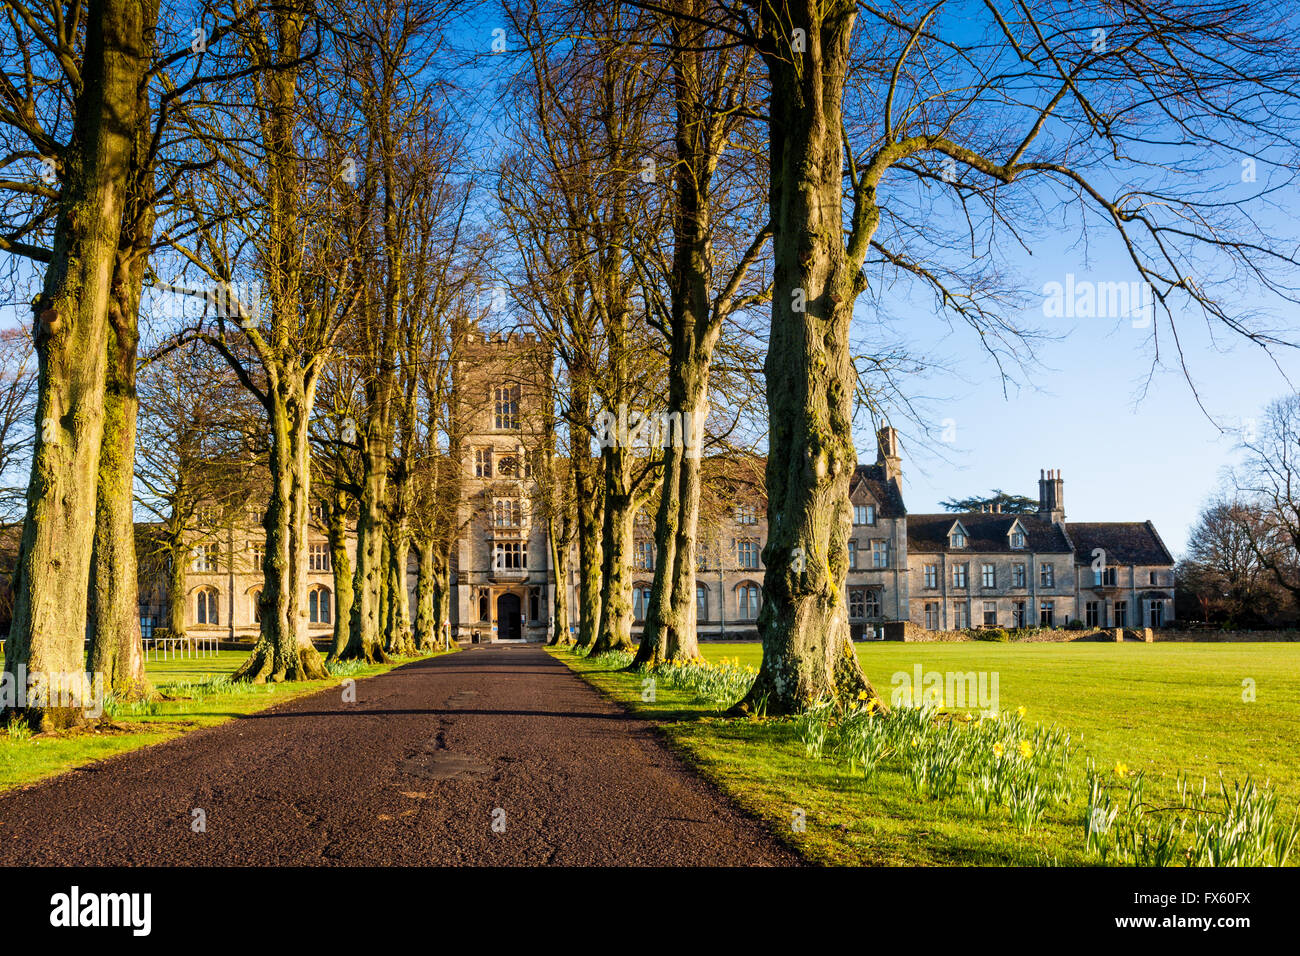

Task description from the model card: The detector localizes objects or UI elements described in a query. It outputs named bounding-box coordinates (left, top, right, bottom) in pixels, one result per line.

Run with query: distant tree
left=1177, top=496, right=1284, bottom=625
left=0, top=330, right=36, bottom=524
left=941, top=490, right=1039, bottom=514
left=1234, top=396, right=1300, bottom=609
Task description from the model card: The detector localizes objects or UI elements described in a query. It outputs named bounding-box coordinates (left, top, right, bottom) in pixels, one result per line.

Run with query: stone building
left=452, top=330, right=554, bottom=642
left=144, top=334, right=1175, bottom=642
left=142, top=508, right=354, bottom=644
left=901, top=466, right=1176, bottom=631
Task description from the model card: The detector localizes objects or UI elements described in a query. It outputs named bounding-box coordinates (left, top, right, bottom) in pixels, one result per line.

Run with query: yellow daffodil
left=1115, top=761, right=1129, bottom=778
left=992, top=743, right=1004, bottom=758
left=1016, top=705, right=1026, bottom=718
left=857, top=690, right=869, bottom=700
left=1018, top=740, right=1033, bottom=759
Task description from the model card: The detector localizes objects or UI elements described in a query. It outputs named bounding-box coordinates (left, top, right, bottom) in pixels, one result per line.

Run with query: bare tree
left=1233, top=395, right=1300, bottom=607
left=0, top=0, right=162, bottom=728
left=720, top=0, right=1300, bottom=713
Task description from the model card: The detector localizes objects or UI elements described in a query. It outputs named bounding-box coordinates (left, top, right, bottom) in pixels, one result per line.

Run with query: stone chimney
left=876, top=426, right=901, bottom=481
left=1038, top=468, right=1065, bottom=522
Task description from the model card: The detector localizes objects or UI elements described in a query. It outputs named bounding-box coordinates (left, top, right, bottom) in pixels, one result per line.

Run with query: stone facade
left=148, top=347, right=1176, bottom=643
left=145, top=512, right=360, bottom=643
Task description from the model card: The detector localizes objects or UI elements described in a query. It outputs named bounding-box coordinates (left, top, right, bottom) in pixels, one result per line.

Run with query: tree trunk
left=547, top=515, right=571, bottom=645
left=573, top=428, right=602, bottom=650
left=3, top=0, right=152, bottom=731
left=590, top=453, right=634, bottom=654
left=736, top=0, right=882, bottom=714
left=326, top=488, right=353, bottom=661
left=633, top=390, right=706, bottom=666
left=342, top=426, right=390, bottom=661
left=414, top=537, right=435, bottom=651
left=432, top=548, right=453, bottom=650
left=233, top=380, right=328, bottom=682
left=385, top=527, right=414, bottom=656
left=165, top=526, right=187, bottom=641
left=88, top=217, right=154, bottom=700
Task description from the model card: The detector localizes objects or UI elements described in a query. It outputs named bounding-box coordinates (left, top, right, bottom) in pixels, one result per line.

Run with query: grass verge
left=549, top=641, right=1300, bottom=866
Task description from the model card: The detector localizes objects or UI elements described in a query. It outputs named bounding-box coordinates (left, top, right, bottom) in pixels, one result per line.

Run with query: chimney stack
left=876, top=425, right=902, bottom=481
left=1037, top=468, right=1065, bottom=522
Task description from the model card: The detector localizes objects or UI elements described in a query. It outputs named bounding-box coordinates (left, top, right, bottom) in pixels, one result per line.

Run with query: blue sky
left=862, top=244, right=1300, bottom=559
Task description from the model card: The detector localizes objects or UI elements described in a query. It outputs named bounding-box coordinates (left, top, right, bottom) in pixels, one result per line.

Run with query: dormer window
left=1008, top=522, right=1027, bottom=550
left=949, top=521, right=968, bottom=549
left=854, top=504, right=876, bottom=526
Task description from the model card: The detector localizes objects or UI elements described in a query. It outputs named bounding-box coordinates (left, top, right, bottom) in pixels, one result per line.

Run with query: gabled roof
left=1066, top=521, right=1174, bottom=567
left=849, top=463, right=906, bottom=518
left=906, top=511, right=1071, bottom=554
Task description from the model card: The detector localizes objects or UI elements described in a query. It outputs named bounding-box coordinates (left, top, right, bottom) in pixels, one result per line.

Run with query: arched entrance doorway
left=497, top=593, right=522, bottom=641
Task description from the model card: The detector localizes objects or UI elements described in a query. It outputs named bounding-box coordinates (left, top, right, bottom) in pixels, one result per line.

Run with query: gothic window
left=309, top=586, right=331, bottom=624
left=474, top=447, right=494, bottom=478
left=736, top=583, right=760, bottom=620
left=195, top=587, right=220, bottom=625
left=494, top=385, right=520, bottom=430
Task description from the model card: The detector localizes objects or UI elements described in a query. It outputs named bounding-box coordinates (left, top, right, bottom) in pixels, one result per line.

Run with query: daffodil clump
left=797, top=699, right=1074, bottom=831
left=1085, top=762, right=1299, bottom=867
left=576, top=646, right=756, bottom=709
left=649, top=654, right=756, bottom=707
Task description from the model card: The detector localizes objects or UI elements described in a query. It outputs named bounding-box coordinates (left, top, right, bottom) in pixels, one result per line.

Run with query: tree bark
left=233, top=380, right=328, bottom=682
left=736, top=0, right=882, bottom=714
left=547, top=514, right=571, bottom=645
left=385, top=527, right=414, bottom=656
left=633, top=383, right=706, bottom=666
left=88, top=221, right=153, bottom=699
left=343, top=425, right=390, bottom=661
left=414, top=536, right=435, bottom=651
left=3, top=0, right=152, bottom=730
left=590, top=456, right=635, bottom=654
left=573, top=429, right=602, bottom=650
left=88, top=63, right=158, bottom=699
left=326, top=486, right=353, bottom=661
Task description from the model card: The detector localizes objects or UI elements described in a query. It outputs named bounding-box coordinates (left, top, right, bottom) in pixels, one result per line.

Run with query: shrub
left=974, top=627, right=1009, bottom=642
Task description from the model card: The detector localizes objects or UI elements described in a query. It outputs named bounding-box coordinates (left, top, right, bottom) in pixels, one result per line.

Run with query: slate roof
left=1065, top=521, right=1174, bottom=567
left=849, top=464, right=907, bottom=518
left=905, top=511, right=1072, bottom=554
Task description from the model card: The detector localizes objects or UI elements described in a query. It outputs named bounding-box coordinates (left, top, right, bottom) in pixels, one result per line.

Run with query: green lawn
left=0, top=648, right=452, bottom=793
left=552, top=641, right=1300, bottom=866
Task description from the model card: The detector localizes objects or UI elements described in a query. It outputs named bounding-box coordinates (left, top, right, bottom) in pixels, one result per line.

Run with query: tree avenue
left=2, top=0, right=1300, bottom=731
